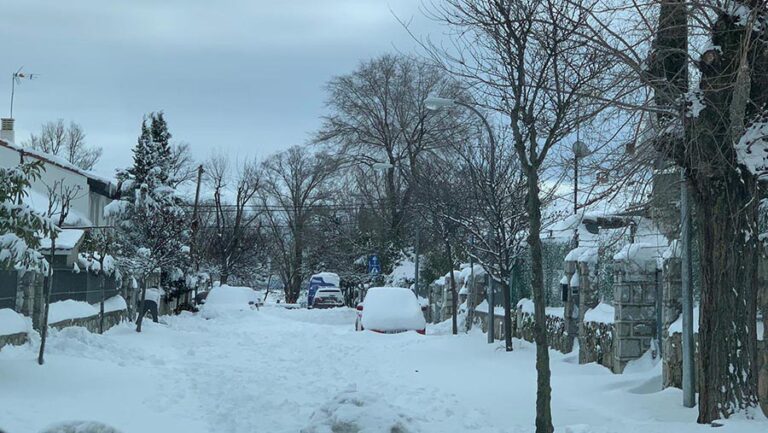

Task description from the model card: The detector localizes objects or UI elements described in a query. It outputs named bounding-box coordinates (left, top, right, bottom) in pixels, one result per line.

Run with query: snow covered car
left=199, top=285, right=262, bottom=319
left=311, top=287, right=345, bottom=309
left=355, top=287, right=427, bottom=334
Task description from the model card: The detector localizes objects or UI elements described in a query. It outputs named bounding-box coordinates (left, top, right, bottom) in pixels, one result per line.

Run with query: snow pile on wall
left=0, top=308, right=28, bottom=336
left=360, top=287, right=425, bottom=332
left=517, top=298, right=535, bottom=314
left=49, top=299, right=99, bottom=324
left=302, top=388, right=416, bottom=433
left=613, top=243, right=667, bottom=269
left=474, top=300, right=505, bottom=316
left=584, top=302, right=615, bottom=324
left=668, top=307, right=699, bottom=334
left=93, top=295, right=127, bottom=314
left=515, top=298, right=565, bottom=318
left=565, top=246, right=598, bottom=264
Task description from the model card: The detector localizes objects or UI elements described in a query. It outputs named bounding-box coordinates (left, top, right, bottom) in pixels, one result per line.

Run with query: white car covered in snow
left=355, top=287, right=427, bottom=334
left=312, top=287, right=345, bottom=309
left=199, top=285, right=262, bottom=319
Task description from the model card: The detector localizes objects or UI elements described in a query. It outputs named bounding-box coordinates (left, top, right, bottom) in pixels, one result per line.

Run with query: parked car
left=307, top=272, right=341, bottom=309
left=312, top=287, right=345, bottom=309
left=199, top=285, right=262, bottom=319
left=355, top=287, right=427, bottom=334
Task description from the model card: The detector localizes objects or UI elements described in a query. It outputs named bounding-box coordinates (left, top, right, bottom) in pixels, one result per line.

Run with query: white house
left=0, top=121, right=118, bottom=266
left=0, top=136, right=117, bottom=228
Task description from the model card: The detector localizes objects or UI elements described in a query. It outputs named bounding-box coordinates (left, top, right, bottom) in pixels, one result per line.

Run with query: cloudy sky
left=2, top=0, right=442, bottom=177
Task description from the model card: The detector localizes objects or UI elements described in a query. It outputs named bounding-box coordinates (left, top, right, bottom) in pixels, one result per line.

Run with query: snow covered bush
left=0, top=160, right=54, bottom=271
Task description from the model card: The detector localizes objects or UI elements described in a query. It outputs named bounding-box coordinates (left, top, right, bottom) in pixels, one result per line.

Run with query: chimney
left=0, top=118, right=14, bottom=144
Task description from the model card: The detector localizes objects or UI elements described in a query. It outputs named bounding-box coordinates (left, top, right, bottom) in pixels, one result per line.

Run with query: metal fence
left=0, top=268, right=119, bottom=312
left=0, top=270, right=17, bottom=310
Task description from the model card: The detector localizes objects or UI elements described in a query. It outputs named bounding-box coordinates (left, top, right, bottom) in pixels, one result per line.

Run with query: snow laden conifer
left=0, top=160, right=55, bottom=271
left=112, top=112, right=189, bottom=332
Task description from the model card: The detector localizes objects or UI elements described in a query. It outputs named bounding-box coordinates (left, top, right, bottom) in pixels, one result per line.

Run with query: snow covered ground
left=1, top=307, right=766, bottom=433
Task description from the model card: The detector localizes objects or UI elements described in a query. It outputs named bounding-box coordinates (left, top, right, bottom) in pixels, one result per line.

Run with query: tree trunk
left=445, top=238, right=458, bottom=335
left=693, top=175, right=759, bottom=421
left=503, top=268, right=513, bottom=352
left=525, top=168, right=553, bottom=433
left=136, top=280, right=149, bottom=333
left=37, top=238, right=56, bottom=365
left=682, top=8, right=763, bottom=421
left=99, top=271, right=105, bottom=334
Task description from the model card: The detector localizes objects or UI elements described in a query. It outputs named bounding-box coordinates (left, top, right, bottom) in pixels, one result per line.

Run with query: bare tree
left=260, top=146, right=339, bottom=303
left=202, top=154, right=262, bottom=285
left=25, top=120, right=102, bottom=170
left=452, top=134, right=530, bottom=348
left=427, top=1, right=616, bottom=431
left=169, top=142, right=197, bottom=188
left=316, top=54, right=470, bottom=249
left=38, top=180, right=83, bottom=365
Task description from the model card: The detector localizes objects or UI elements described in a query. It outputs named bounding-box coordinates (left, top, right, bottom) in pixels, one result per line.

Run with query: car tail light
left=416, top=329, right=426, bottom=335
left=356, top=304, right=363, bottom=311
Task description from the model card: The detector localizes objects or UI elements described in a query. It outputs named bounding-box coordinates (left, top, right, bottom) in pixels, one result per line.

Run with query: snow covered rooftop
left=39, top=229, right=85, bottom=254
left=0, top=139, right=116, bottom=190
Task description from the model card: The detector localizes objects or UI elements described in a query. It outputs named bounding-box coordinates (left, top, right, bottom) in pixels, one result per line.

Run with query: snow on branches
left=0, top=161, right=55, bottom=272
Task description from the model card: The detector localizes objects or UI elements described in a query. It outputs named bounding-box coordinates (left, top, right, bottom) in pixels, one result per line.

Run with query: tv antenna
left=10, top=67, right=38, bottom=118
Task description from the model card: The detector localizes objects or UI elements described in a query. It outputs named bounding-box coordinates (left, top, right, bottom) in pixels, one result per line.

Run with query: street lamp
left=571, top=140, right=590, bottom=216
left=426, top=94, right=499, bottom=344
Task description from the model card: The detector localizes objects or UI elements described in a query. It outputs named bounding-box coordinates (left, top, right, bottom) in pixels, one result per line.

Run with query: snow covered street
left=1, top=308, right=766, bottom=433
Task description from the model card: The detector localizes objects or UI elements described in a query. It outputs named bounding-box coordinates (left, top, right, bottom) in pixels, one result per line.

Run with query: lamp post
left=425, top=96, right=507, bottom=347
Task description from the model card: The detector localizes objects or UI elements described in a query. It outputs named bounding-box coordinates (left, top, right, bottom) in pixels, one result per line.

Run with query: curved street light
left=425, top=94, right=499, bottom=344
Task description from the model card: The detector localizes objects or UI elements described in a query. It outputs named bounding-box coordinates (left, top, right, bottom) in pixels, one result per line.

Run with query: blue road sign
left=368, top=255, right=381, bottom=275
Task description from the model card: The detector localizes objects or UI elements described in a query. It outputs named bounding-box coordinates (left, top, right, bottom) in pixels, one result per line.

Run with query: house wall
left=0, top=144, right=92, bottom=222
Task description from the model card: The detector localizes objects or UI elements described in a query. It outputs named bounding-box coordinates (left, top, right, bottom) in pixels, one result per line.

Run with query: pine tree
left=112, top=112, right=189, bottom=332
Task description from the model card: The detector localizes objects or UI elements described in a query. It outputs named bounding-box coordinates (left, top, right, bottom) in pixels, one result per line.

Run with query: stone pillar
left=612, top=258, right=658, bottom=373
left=578, top=261, right=600, bottom=364
left=17, top=271, right=44, bottom=330
left=563, top=260, right=578, bottom=353
left=661, top=256, right=682, bottom=388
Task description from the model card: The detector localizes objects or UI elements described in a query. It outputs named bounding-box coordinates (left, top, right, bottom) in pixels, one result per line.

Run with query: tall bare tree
left=452, top=134, right=530, bottom=347
left=25, top=120, right=102, bottom=170
left=316, top=54, right=470, bottom=250
left=428, top=1, right=615, bottom=431
left=202, top=154, right=262, bottom=285
left=260, top=146, right=339, bottom=303
left=38, top=180, right=84, bottom=365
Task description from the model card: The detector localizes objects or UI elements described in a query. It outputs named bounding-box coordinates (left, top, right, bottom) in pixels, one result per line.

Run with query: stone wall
left=0, top=331, right=27, bottom=348
left=580, top=321, right=614, bottom=370
left=612, top=260, right=658, bottom=373
left=49, top=309, right=127, bottom=333
left=662, top=332, right=699, bottom=390
left=474, top=307, right=577, bottom=356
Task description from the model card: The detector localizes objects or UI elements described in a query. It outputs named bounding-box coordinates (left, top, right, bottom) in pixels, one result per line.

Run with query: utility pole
left=466, top=235, right=475, bottom=332
left=414, top=225, right=420, bottom=297
left=190, top=164, right=204, bottom=299
left=487, top=273, right=495, bottom=343
left=680, top=170, right=695, bottom=408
